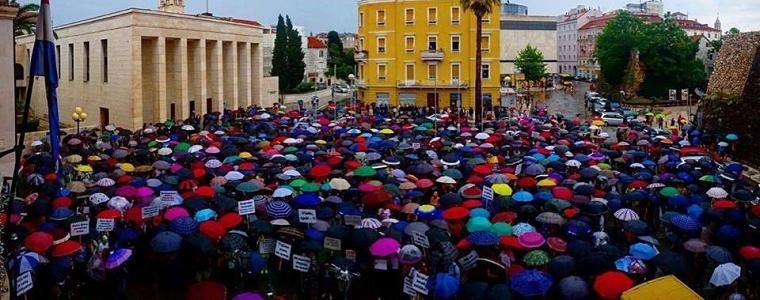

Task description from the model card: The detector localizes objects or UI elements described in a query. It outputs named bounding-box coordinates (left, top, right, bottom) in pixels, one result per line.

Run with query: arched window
left=14, top=63, right=24, bottom=80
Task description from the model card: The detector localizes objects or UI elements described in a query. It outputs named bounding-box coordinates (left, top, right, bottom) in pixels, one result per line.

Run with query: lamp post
left=71, top=107, right=87, bottom=135
left=348, top=73, right=355, bottom=114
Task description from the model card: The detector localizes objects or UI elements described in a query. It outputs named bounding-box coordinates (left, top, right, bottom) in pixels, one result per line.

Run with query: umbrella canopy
left=510, top=270, right=553, bottom=297
left=369, top=237, right=401, bottom=257
left=593, top=271, right=633, bottom=299
left=710, top=263, right=741, bottom=286
left=150, top=231, right=182, bottom=253
left=430, top=273, right=460, bottom=299
left=105, top=248, right=132, bottom=269
left=523, top=250, right=551, bottom=267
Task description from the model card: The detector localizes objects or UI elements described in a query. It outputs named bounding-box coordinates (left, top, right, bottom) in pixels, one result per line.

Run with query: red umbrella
left=473, top=164, right=494, bottom=176
left=97, top=209, right=122, bottom=219
left=199, top=221, right=227, bottom=241
left=499, top=236, right=525, bottom=250
left=551, top=187, right=573, bottom=201
left=362, top=190, right=393, bottom=207
left=461, top=199, right=483, bottom=209
left=219, top=213, right=242, bottom=229
left=309, top=165, right=332, bottom=178
left=517, top=177, right=537, bottom=189
left=416, top=179, right=434, bottom=189
left=124, top=207, right=144, bottom=224
left=491, top=211, right=518, bottom=224
left=52, top=240, right=82, bottom=257
left=185, top=280, right=227, bottom=300
left=466, top=175, right=484, bottom=184
left=196, top=186, right=216, bottom=198
left=628, top=180, right=648, bottom=189
left=443, top=207, right=470, bottom=220
left=179, top=179, right=199, bottom=191
left=713, top=199, right=737, bottom=209
left=24, top=232, right=53, bottom=254
left=593, top=271, right=633, bottom=299
left=740, top=245, right=760, bottom=261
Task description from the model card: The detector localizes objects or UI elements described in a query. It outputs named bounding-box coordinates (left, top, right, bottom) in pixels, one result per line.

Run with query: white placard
left=16, top=271, right=33, bottom=296
left=324, top=237, right=342, bottom=251
left=374, top=259, right=388, bottom=270
left=160, top=191, right=179, bottom=203
left=412, top=231, right=430, bottom=248
left=669, top=89, right=677, bottom=101
left=96, top=218, right=115, bottom=232
left=344, top=215, right=362, bottom=226
left=403, top=274, right=416, bottom=296
left=141, top=206, right=160, bottom=219
left=274, top=240, right=292, bottom=260
left=482, top=186, right=494, bottom=202
left=298, top=209, right=317, bottom=224
left=412, top=269, right=429, bottom=295
left=259, top=238, right=275, bottom=254
left=458, top=250, right=479, bottom=271
left=345, top=249, right=356, bottom=261
left=237, top=199, right=256, bottom=215
left=292, top=254, right=311, bottom=272
left=70, top=220, right=90, bottom=237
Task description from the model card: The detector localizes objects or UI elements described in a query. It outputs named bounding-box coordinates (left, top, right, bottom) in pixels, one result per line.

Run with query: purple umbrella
left=115, top=186, right=137, bottom=198
left=136, top=187, right=154, bottom=198
left=369, top=237, right=401, bottom=257
left=105, top=248, right=132, bottom=269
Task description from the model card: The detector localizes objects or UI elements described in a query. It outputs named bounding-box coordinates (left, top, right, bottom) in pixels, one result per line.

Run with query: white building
left=669, top=12, right=722, bottom=41
left=557, top=5, right=602, bottom=76
left=625, top=0, right=664, bottom=16
left=305, top=36, right=328, bottom=84
left=15, top=0, right=278, bottom=129
left=261, top=24, right=307, bottom=76
left=500, top=14, right=558, bottom=80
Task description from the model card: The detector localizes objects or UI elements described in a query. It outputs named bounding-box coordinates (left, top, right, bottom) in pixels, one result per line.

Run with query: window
left=405, top=36, right=415, bottom=53
left=83, top=41, right=90, bottom=82
left=377, top=10, right=386, bottom=25
left=101, top=39, right=108, bottom=83
left=480, top=35, right=490, bottom=52
left=319, top=50, right=324, bottom=58
left=427, top=7, right=437, bottom=24
left=55, top=45, right=61, bottom=78
left=359, top=38, right=364, bottom=51
left=427, top=63, right=437, bottom=80
left=405, top=8, right=414, bottom=25
left=377, top=64, right=387, bottom=80
left=68, top=43, right=74, bottom=81
left=427, top=35, right=437, bottom=50
left=451, top=63, right=460, bottom=81
left=359, top=12, right=364, bottom=27
left=405, top=63, right=415, bottom=81
left=481, top=13, right=490, bottom=23
left=481, top=63, right=490, bottom=79
left=359, top=64, right=365, bottom=79
left=451, top=35, right=460, bottom=52
left=377, top=37, right=386, bottom=53
left=451, top=7, right=460, bottom=24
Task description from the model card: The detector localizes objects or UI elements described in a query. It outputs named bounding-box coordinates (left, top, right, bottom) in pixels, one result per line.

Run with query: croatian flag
left=30, top=0, right=61, bottom=163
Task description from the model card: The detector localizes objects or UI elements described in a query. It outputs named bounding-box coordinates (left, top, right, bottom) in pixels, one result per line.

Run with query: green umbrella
left=491, top=222, right=513, bottom=236
left=414, top=126, right=428, bottom=132
left=301, top=182, right=320, bottom=193
left=290, top=178, right=307, bottom=188
left=699, top=175, right=717, bottom=183
left=383, top=184, right=401, bottom=196
left=443, top=169, right=463, bottom=180
left=174, top=142, right=191, bottom=152
left=523, top=250, right=550, bottom=266
left=284, top=146, right=299, bottom=154
left=659, top=187, right=680, bottom=197
left=235, top=182, right=259, bottom=193
left=466, top=217, right=492, bottom=233
left=544, top=199, right=571, bottom=213
left=354, top=166, right=377, bottom=177
left=660, top=211, right=680, bottom=224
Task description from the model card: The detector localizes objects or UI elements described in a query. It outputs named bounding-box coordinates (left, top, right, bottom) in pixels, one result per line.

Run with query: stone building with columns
left=15, top=0, right=277, bottom=130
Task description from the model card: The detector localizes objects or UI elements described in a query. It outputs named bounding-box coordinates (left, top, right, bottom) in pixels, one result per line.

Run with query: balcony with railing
left=354, top=50, right=368, bottom=62
left=396, top=79, right=468, bottom=88
left=420, top=49, right=445, bottom=61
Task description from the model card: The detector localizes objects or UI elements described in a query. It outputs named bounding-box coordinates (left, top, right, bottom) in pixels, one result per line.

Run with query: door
left=189, top=101, right=196, bottom=117
left=426, top=93, right=439, bottom=109
left=99, top=107, right=109, bottom=129
left=170, top=104, right=176, bottom=121
left=206, top=98, right=213, bottom=114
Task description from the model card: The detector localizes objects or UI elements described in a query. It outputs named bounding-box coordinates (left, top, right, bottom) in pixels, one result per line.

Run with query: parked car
left=585, top=91, right=599, bottom=101
left=601, top=112, right=625, bottom=126
left=333, top=84, right=350, bottom=93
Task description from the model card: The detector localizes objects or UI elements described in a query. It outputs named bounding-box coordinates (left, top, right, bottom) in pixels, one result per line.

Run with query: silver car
left=601, top=112, right=624, bottom=126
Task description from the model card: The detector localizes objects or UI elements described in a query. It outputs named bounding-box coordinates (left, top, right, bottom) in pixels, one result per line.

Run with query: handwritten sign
left=345, top=249, right=356, bottom=261
left=482, top=186, right=494, bottom=208
left=16, top=271, right=33, bottom=296
left=412, top=231, right=430, bottom=248
left=298, top=209, right=317, bottom=224
left=374, top=259, right=388, bottom=270
left=324, top=237, right=342, bottom=251
left=275, top=240, right=292, bottom=260
left=237, top=199, right=256, bottom=215
left=96, top=218, right=115, bottom=232
left=141, top=206, right=160, bottom=219
left=458, top=250, right=479, bottom=271
left=70, top=220, right=90, bottom=237
left=344, top=215, right=362, bottom=227
left=292, top=254, right=311, bottom=272
left=412, top=269, right=429, bottom=295
left=160, top=191, right=179, bottom=204
left=259, top=238, right=275, bottom=254
left=403, top=274, right=416, bottom=296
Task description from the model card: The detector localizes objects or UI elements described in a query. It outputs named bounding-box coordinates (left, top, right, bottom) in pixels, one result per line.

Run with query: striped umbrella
left=360, top=218, right=382, bottom=229
left=266, top=200, right=293, bottom=218
left=613, top=208, right=640, bottom=221
left=13, top=251, right=45, bottom=274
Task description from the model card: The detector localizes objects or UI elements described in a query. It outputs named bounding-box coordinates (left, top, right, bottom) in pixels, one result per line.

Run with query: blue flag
left=30, top=0, right=61, bottom=164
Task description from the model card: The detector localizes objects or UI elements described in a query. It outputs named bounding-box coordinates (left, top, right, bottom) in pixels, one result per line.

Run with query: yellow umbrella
left=76, top=164, right=93, bottom=173
left=379, top=128, right=394, bottom=135
left=597, top=163, right=612, bottom=170
left=621, top=275, right=702, bottom=300
left=239, top=152, right=253, bottom=159
left=120, top=163, right=135, bottom=172
left=65, top=154, right=82, bottom=164
left=536, top=179, right=557, bottom=188
left=591, top=119, right=605, bottom=126
left=492, top=183, right=513, bottom=196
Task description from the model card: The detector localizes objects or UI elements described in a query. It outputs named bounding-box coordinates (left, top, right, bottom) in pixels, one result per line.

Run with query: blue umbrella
left=558, top=276, right=589, bottom=300
left=428, top=273, right=459, bottom=299
left=629, top=243, right=657, bottom=260
left=512, top=191, right=534, bottom=203
left=670, top=214, right=700, bottom=232
left=524, top=164, right=546, bottom=176
left=510, top=270, right=553, bottom=297
left=266, top=200, right=293, bottom=218
left=294, top=193, right=321, bottom=207
left=467, top=231, right=499, bottom=246
left=169, top=216, right=199, bottom=236
left=13, top=251, right=43, bottom=274
left=706, top=245, right=734, bottom=264
left=726, top=163, right=743, bottom=174
left=150, top=231, right=182, bottom=253
left=725, top=133, right=738, bottom=141
left=248, top=251, right=267, bottom=273
left=549, top=255, right=577, bottom=278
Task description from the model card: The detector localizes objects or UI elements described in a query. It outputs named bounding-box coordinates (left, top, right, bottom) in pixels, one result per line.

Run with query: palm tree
left=460, top=0, right=500, bottom=124
left=12, top=1, right=39, bottom=37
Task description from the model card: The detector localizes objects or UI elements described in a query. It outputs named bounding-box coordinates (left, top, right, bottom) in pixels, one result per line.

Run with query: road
left=282, top=91, right=352, bottom=110
left=541, top=82, right=619, bottom=143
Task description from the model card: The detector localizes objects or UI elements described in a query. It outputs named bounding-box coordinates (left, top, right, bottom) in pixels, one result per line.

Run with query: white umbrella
left=706, top=187, right=729, bottom=198
left=283, top=169, right=302, bottom=177
left=647, top=183, right=665, bottom=189
left=272, top=187, right=294, bottom=198
left=475, top=132, right=490, bottom=140
left=565, top=160, right=581, bottom=168
left=89, top=193, right=110, bottom=205
left=329, top=178, right=351, bottom=191
left=710, top=263, right=741, bottom=286
left=360, top=218, right=382, bottom=229
left=157, top=147, right=173, bottom=156
left=181, top=124, right=195, bottom=131
left=613, top=208, right=639, bottom=221
left=224, top=171, right=245, bottom=181
left=188, top=145, right=204, bottom=153
left=108, top=196, right=131, bottom=212
left=96, top=177, right=116, bottom=187
left=436, top=176, right=457, bottom=184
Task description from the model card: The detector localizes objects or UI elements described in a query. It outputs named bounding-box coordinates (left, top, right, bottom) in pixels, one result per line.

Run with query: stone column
left=251, top=43, right=263, bottom=106
left=178, top=38, right=189, bottom=119
left=241, top=42, right=252, bottom=107
left=229, top=42, right=238, bottom=109
left=214, top=39, right=224, bottom=113
left=0, top=3, right=17, bottom=181
left=131, top=37, right=144, bottom=129
left=156, top=37, right=168, bottom=122
left=198, top=40, right=207, bottom=116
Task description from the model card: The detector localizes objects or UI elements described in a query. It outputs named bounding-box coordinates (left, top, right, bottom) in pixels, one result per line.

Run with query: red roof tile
left=672, top=19, right=720, bottom=32
left=307, top=37, right=327, bottom=49
left=229, top=18, right=262, bottom=27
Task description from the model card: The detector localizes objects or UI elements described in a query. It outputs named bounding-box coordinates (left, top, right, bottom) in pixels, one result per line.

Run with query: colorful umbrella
left=105, top=248, right=132, bottom=269
left=369, top=237, right=401, bottom=257
left=593, top=271, right=633, bottom=299
left=523, top=250, right=551, bottom=266
left=510, top=270, right=553, bottom=297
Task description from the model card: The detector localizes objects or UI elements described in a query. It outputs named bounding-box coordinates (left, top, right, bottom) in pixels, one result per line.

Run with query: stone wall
left=707, top=32, right=760, bottom=97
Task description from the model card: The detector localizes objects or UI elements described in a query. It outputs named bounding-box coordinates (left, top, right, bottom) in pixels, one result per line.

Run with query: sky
left=20, top=0, right=760, bottom=33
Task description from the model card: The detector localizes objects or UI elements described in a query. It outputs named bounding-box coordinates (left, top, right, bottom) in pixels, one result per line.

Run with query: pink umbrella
left=518, top=232, right=546, bottom=249
left=164, top=207, right=190, bottom=221
left=136, top=187, right=154, bottom=198
left=359, top=183, right=380, bottom=192
left=170, top=163, right=183, bottom=174
left=210, top=176, right=228, bottom=187
left=416, top=179, right=434, bottom=189
left=370, top=237, right=401, bottom=257
left=115, top=186, right=137, bottom=198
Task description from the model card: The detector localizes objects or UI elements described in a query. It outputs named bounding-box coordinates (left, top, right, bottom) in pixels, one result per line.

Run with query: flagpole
left=5, top=72, right=35, bottom=245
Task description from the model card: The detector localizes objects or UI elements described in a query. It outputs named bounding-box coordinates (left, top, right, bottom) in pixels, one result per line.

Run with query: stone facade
left=707, top=32, right=760, bottom=97
left=500, top=14, right=558, bottom=80
left=305, top=37, right=328, bottom=84
left=557, top=6, right=602, bottom=76
left=16, top=8, right=275, bottom=130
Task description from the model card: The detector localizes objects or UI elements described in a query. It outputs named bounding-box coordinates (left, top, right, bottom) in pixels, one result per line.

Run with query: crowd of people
left=3, top=94, right=757, bottom=300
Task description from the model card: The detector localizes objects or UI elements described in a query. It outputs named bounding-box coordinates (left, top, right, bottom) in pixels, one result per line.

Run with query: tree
left=271, top=15, right=288, bottom=90
left=595, top=11, right=645, bottom=88
left=514, top=45, right=547, bottom=82
left=460, top=0, right=500, bottom=124
left=326, top=31, right=343, bottom=50
left=11, top=1, right=38, bottom=37
left=285, top=16, right=305, bottom=91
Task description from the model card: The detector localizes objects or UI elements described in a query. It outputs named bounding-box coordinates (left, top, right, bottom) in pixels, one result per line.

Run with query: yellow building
left=355, top=0, right=501, bottom=109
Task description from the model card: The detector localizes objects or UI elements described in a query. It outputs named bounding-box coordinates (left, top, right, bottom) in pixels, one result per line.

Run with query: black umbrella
left=577, top=250, right=614, bottom=277
left=653, top=251, right=691, bottom=280
left=624, top=220, right=650, bottom=236
left=549, top=255, right=577, bottom=278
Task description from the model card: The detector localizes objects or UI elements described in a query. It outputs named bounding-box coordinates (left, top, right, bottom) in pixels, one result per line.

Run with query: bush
left=292, top=81, right=317, bottom=94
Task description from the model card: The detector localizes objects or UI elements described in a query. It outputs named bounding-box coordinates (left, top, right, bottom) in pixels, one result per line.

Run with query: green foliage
left=460, top=0, right=500, bottom=122
left=292, top=81, right=317, bottom=94
left=324, top=31, right=356, bottom=82
left=514, top=45, right=547, bottom=82
left=13, top=2, right=40, bottom=37
left=326, top=31, right=343, bottom=50
left=271, top=15, right=288, bottom=89
left=596, top=12, right=706, bottom=98
left=271, top=15, right=306, bottom=93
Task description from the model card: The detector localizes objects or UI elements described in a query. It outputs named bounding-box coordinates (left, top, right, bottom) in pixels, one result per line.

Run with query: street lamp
left=348, top=73, right=355, bottom=113
left=71, top=107, right=87, bottom=135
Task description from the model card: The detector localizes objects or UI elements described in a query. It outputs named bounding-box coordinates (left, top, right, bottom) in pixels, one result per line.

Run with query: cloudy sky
left=21, top=0, right=760, bottom=33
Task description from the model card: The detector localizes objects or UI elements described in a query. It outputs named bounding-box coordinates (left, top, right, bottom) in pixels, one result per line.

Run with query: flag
left=30, top=0, right=60, bottom=163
